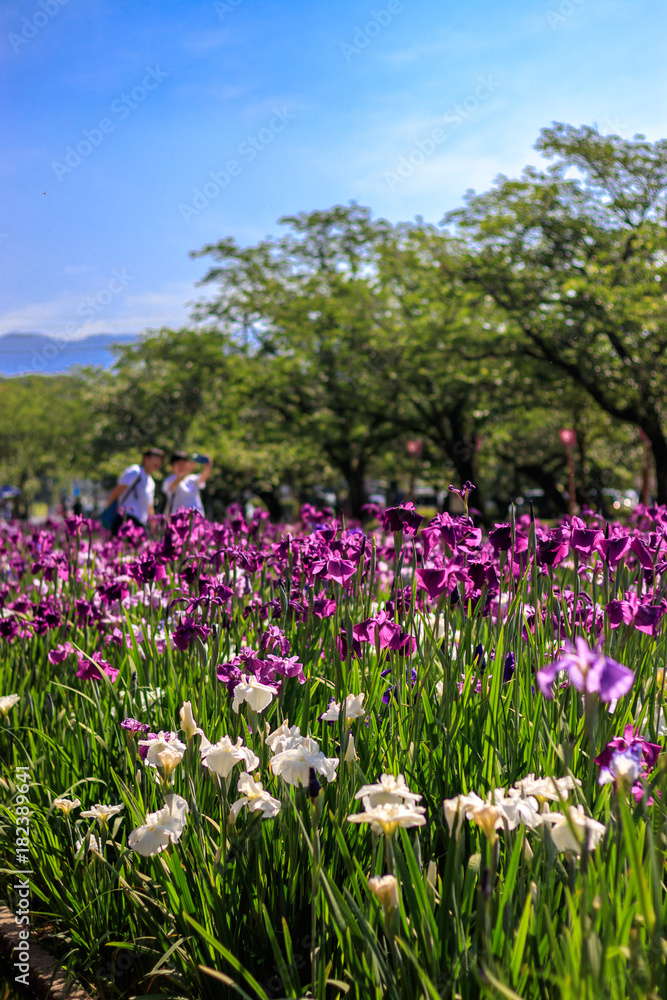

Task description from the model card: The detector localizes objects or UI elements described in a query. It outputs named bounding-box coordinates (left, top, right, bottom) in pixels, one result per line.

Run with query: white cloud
left=379, top=33, right=496, bottom=67
left=0, top=281, right=196, bottom=340
left=298, top=94, right=509, bottom=212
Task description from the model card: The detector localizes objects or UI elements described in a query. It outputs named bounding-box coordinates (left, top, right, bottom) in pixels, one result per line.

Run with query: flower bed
left=1, top=499, right=666, bottom=999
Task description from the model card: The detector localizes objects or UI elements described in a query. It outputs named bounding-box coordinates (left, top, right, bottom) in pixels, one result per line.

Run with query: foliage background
left=1, top=125, right=664, bottom=520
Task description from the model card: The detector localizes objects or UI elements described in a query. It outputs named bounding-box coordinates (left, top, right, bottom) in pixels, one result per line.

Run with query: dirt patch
left=0, top=909, right=94, bottom=1000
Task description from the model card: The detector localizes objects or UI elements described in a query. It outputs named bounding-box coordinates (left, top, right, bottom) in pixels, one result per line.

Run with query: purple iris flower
left=382, top=502, right=424, bottom=536
left=633, top=604, right=664, bottom=635
left=456, top=648, right=515, bottom=694
left=384, top=586, right=415, bottom=617
left=421, top=517, right=453, bottom=559
left=126, top=554, right=167, bottom=585
left=448, top=482, right=475, bottom=504
left=381, top=666, right=418, bottom=704
left=415, top=568, right=450, bottom=601
left=48, top=642, right=74, bottom=665
left=536, top=636, right=634, bottom=702
left=353, top=611, right=417, bottom=653
left=265, top=653, right=305, bottom=684
left=98, top=580, right=129, bottom=606
left=74, top=598, right=96, bottom=624
left=536, top=528, right=570, bottom=567
left=569, top=518, right=604, bottom=557
left=473, top=643, right=486, bottom=670
left=489, top=523, right=512, bottom=552
left=199, top=580, right=234, bottom=604
left=598, top=534, right=631, bottom=568
left=606, top=594, right=664, bottom=637
left=121, top=718, right=151, bottom=735
left=336, top=629, right=364, bottom=660
left=457, top=674, right=483, bottom=695
left=259, top=625, right=290, bottom=655
left=217, top=661, right=243, bottom=694
left=0, top=617, right=20, bottom=643
left=63, top=514, right=85, bottom=536
left=136, top=731, right=161, bottom=759
left=236, top=647, right=266, bottom=673
left=31, top=602, right=63, bottom=635
left=76, top=651, right=119, bottom=683
left=325, top=557, right=358, bottom=585
left=595, top=725, right=662, bottom=799
left=172, top=617, right=212, bottom=651
left=159, top=526, right=181, bottom=559
left=300, top=503, right=325, bottom=524
left=312, top=596, right=336, bottom=618
left=630, top=536, right=654, bottom=570
left=170, top=510, right=201, bottom=540
left=117, top=518, right=145, bottom=544
left=470, top=644, right=514, bottom=680
left=387, top=631, right=417, bottom=654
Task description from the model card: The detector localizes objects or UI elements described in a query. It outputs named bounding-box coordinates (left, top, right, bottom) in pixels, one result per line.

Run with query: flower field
left=1, top=496, right=667, bottom=999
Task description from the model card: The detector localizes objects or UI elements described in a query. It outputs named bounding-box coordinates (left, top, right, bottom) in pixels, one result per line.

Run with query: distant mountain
left=0, top=332, right=138, bottom=375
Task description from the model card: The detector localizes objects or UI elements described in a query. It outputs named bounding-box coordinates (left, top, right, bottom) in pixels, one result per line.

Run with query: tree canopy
left=446, top=123, right=667, bottom=500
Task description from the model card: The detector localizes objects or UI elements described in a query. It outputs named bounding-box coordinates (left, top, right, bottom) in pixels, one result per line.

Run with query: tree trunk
left=252, top=488, right=283, bottom=523
left=347, top=474, right=367, bottom=521
left=337, top=457, right=367, bottom=521
left=516, top=463, right=568, bottom=515
left=447, top=418, right=486, bottom=524
left=643, top=424, right=667, bottom=505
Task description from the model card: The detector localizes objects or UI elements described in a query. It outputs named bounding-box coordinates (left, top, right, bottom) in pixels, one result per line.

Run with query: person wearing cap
left=106, top=448, right=164, bottom=535
left=162, top=451, right=212, bottom=517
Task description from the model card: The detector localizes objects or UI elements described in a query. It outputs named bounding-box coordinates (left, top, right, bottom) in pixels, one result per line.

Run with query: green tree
left=192, top=205, right=538, bottom=519
left=85, top=327, right=328, bottom=519
left=446, top=123, right=667, bottom=501
left=0, top=375, right=91, bottom=515
left=192, top=205, right=407, bottom=517
left=374, top=221, right=520, bottom=516
left=480, top=379, right=643, bottom=517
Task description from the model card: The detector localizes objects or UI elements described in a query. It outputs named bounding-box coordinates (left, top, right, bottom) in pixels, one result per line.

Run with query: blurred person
left=106, top=448, right=164, bottom=535
left=163, top=451, right=212, bottom=517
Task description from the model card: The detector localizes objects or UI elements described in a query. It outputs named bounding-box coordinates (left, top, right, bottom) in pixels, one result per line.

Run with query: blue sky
left=1, top=0, right=666, bottom=342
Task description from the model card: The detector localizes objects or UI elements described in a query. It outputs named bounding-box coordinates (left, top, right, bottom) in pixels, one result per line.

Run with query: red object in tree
left=558, top=428, right=576, bottom=448
left=406, top=439, right=423, bottom=457
left=558, top=429, right=577, bottom=515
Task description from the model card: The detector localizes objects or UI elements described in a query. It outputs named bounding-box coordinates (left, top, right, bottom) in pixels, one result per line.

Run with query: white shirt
left=163, top=473, right=205, bottom=515
left=118, top=464, right=155, bottom=525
